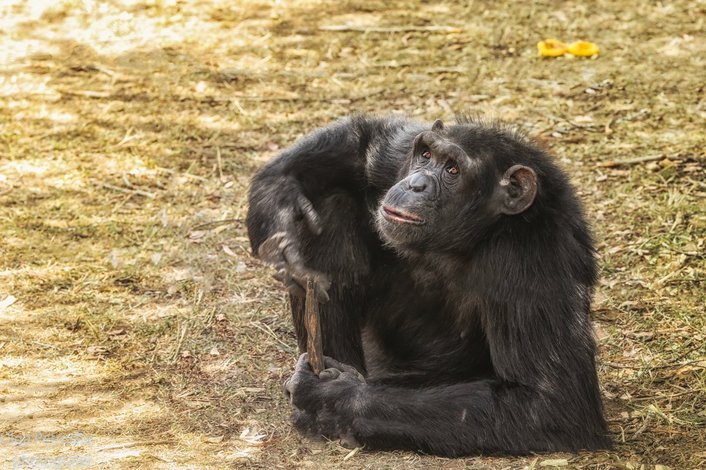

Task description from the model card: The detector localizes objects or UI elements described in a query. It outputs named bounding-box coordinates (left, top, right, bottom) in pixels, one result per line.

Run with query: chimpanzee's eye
left=421, top=150, right=431, bottom=159
left=446, top=163, right=459, bottom=175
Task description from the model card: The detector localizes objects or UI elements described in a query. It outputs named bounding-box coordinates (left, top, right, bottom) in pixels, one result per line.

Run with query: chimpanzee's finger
left=257, top=232, right=288, bottom=264
left=297, top=194, right=323, bottom=236
left=273, top=269, right=306, bottom=297
left=283, top=377, right=294, bottom=402
left=270, top=234, right=330, bottom=303
left=324, top=357, right=365, bottom=382
left=281, top=242, right=307, bottom=276
left=295, top=352, right=310, bottom=371
left=339, top=433, right=361, bottom=449
left=318, top=368, right=341, bottom=381
left=289, top=269, right=330, bottom=303
left=313, top=275, right=331, bottom=303
left=292, top=408, right=318, bottom=436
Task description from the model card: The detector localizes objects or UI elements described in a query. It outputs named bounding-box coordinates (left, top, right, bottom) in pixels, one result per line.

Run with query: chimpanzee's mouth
left=382, top=206, right=425, bottom=225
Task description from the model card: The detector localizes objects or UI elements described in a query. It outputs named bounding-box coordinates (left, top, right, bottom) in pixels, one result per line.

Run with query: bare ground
left=0, top=1, right=704, bottom=468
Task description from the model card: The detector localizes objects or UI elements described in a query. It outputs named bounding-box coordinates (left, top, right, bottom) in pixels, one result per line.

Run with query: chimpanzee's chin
left=376, top=210, right=427, bottom=249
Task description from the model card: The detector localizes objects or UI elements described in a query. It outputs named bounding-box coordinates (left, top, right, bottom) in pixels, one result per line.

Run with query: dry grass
left=0, top=0, right=704, bottom=468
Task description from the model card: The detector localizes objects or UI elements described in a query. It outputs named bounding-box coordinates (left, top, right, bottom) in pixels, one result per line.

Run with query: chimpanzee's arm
left=286, top=303, right=610, bottom=456
left=289, top=368, right=593, bottom=455
left=247, top=116, right=419, bottom=300
left=247, top=118, right=365, bottom=252
left=247, top=116, right=416, bottom=251
left=247, top=117, right=422, bottom=369
left=348, top=377, right=607, bottom=455
left=350, top=379, right=537, bottom=455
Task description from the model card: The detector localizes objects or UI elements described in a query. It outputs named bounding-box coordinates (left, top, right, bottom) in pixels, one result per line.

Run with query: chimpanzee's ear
left=431, top=119, right=444, bottom=133
left=498, top=165, right=537, bottom=215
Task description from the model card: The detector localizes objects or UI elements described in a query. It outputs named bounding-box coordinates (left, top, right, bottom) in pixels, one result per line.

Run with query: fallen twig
left=250, top=321, right=295, bottom=352
left=603, top=361, right=639, bottom=369
left=216, top=146, right=224, bottom=181
left=155, top=166, right=208, bottom=181
left=191, top=218, right=241, bottom=231
left=95, top=181, right=157, bottom=199
left=227, top=89, right=385, bottom=103
left=632, top=390, right=697, bottom=401
left=343, top=446, right=362, bottom=461
left=95, top=440, right=173, bottom=452
left=319, top=25, right=462, bottom=33
left=632, top=412, right=654, bottom=438
left=170, top=323, right=188, bottom=363
left=59, top=89, right=111, bottom=98
left=596, top=154, right=665, bottom=168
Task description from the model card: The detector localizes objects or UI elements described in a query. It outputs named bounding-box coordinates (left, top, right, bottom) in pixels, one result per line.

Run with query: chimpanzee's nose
left=408, top=173, right=429, bottom=193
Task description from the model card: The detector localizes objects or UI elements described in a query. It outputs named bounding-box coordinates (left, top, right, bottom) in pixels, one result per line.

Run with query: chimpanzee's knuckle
left=319, top=368, right=341, bottom=381
left=323, top=356, right=342, bottom=369
left=339, top=433, right=361, bottom=449
left=286, top=284, right=306, bottom=298
left=295, top=352, right=310, bottom=370
left=291, top=408, right=317, bottom=435
left=283, top=378, right=294, bottom=402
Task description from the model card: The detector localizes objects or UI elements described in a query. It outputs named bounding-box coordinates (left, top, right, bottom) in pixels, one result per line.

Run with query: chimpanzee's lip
left=382, top=206, right=425, bottom=225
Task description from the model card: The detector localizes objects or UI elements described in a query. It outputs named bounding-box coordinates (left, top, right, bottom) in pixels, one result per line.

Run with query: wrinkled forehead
left=413, top=131, right=470, bottom=163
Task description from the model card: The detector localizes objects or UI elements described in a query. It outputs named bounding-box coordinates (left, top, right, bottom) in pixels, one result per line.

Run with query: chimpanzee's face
left=376, top=122, right=538, bottom=254
left=376, top=127, right=484, bottom=251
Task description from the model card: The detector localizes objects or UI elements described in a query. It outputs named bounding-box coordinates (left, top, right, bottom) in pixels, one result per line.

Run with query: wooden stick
left=305, top=278, right=325, bottom=375
left=319, top=25, right=462, bottom=33
left=596, top=154, right=664, bottom=168
left=94, top=181, right=156, bottom=199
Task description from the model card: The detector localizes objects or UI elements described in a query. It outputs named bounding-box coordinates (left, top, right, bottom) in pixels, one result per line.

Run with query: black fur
left=246, top=115, right=610, bottom=456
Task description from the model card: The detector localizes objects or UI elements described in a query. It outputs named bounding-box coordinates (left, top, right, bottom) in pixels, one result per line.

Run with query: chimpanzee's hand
left=284, top=353, right=366, bottom=447
left=256, top=193, right=330, bottom=302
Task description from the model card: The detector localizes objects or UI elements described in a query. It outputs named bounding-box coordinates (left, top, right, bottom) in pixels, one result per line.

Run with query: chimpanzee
left=246, top=115, right=610, bottom=456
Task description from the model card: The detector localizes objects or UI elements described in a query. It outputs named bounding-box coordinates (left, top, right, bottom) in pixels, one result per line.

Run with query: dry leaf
left=0, top=295, right=17, bottom=309
left=675, top=365, right=699, bottom=376
left=189, top=230, right=207, bottom=240
left=593, top=323, right=609, bottom=341
left=238, top=427, right=266, bottom=445
left=573, top=115, right=594, bottom=123
left=343, top=446, right=361, bottom=461
left=222, top=245, right=237, bottom=257
left=87, top=345, right=110, bottom=357
left=110, top=249, right=120, bottom=268
left=539, top=458, right=568, bottom=467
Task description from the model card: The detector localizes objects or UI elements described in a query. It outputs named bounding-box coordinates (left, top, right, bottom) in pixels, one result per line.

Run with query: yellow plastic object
left=537, top=39, right=568, bottom=57
left=567, top=41, right=600, bottom=57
